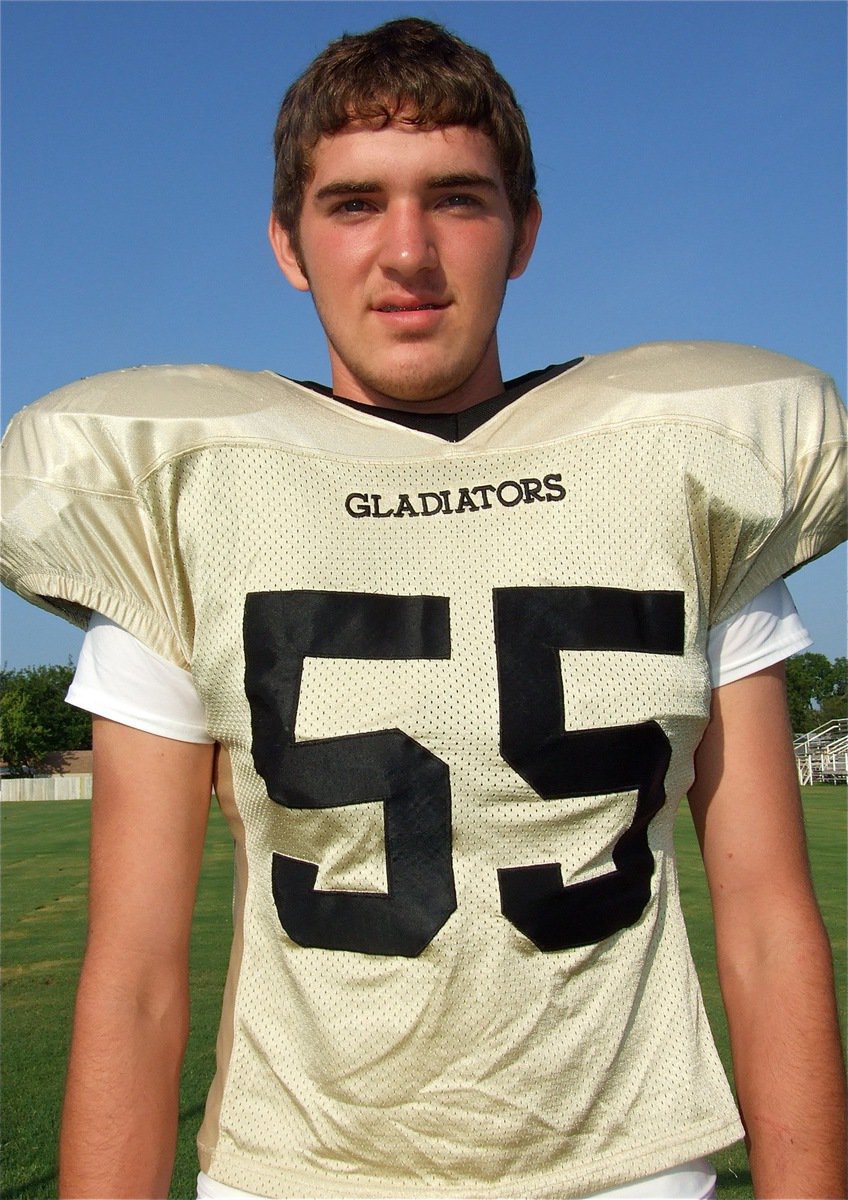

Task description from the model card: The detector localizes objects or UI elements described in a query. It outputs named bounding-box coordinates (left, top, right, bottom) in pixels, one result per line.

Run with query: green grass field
left=2, top=788, right=845, bottom=1200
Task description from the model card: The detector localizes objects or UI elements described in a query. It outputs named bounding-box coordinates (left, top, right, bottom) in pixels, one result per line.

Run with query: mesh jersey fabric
left=66, top=579, right=810, bottom=745
left=2, top=341, right=845, bottom=1198
left=195, top=1157, right=719, bottom=1200
left=60, top=584, right=808, bottom=1200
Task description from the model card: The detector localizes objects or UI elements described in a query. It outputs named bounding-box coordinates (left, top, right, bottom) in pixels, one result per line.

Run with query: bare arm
left=689, top=663, right=846, bottom=1199
left=59, top=716, right=215, bottom=1199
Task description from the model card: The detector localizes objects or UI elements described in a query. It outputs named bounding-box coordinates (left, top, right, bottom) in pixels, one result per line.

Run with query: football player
left=2, top=17, right=845, bottom=1200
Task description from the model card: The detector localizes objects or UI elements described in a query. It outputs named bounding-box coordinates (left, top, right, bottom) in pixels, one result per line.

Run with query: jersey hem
left=201, top=1117, right=744, bottom=1200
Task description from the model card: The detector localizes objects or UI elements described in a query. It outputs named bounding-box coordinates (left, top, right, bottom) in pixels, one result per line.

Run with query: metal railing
left=794, top=718, right=848, bottom=785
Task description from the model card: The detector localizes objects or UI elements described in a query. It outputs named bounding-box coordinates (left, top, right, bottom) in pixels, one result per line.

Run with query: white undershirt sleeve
left=67, top=580, right=810, bottom=743
left=66, top=611, right=215, bottom=744
left=705, top=578, right=810, bottom=687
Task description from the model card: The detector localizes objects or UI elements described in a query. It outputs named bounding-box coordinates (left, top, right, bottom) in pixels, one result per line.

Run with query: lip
left=371, top=299, right=450, bottom=329
left=372, top=298, right=449, bottom=313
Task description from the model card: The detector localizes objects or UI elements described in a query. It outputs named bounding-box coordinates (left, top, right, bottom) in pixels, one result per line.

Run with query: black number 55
left=244, top=587, right=683, bottom=958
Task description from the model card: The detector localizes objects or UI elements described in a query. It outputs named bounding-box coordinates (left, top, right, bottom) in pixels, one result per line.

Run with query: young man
left=2, top=17, right=846, bottom=1200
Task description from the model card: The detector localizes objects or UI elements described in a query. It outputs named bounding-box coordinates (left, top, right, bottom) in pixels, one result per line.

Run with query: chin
left=365, top=360, right=481, bottom=407
left=380, top=381, right=456, bottom=405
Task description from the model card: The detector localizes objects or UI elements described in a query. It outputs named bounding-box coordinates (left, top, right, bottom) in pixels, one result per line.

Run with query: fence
left=0, top=774, right=93, bottom=802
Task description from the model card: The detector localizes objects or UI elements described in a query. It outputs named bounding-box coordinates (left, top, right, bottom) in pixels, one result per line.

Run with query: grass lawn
left=1, top=787, right=844, bottom=1199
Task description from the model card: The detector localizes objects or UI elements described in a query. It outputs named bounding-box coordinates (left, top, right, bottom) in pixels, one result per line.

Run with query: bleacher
left=794, top=718, right=848, bottom=785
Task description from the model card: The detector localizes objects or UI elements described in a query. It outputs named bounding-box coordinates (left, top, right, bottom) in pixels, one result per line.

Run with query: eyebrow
left=313, top=173, right=500, bottom=202
left=428, top=173, right=500, bottom=191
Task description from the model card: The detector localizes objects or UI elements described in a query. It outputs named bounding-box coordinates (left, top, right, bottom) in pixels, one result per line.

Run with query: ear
left=508, top=196, right=542, bottom=280
left=268, top=213, right=310, bottom=292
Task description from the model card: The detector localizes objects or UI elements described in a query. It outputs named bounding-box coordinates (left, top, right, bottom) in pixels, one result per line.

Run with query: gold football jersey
left=2, top=342, right=845, bottom=1197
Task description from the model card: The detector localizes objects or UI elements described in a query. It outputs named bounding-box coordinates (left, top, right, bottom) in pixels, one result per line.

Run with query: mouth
left=377, top=303, right=445, bottom=313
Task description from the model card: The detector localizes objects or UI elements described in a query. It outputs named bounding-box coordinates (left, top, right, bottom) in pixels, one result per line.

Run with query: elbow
left=715, top=901, right=837, bottom=1012
left=74, top=946, right=192, bottom=1063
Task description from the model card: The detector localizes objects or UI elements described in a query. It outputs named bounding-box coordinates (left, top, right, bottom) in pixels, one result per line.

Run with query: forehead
left=306, top=121, right=505, bottom=190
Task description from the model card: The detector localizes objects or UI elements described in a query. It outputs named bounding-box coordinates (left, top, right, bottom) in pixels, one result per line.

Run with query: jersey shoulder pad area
left=582, top=340, right=831, bottom=394
left=0, top=364, right=314, bottom=488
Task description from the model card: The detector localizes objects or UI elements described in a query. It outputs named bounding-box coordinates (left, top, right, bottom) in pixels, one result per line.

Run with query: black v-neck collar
left=295, top=359, right=583, bottom=443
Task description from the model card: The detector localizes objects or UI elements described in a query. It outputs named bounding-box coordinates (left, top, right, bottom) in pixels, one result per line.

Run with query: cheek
left=461, top=251, right=512, bottom=318
left=300, top=229, right=369, bottom=293
left=457, top=234, right=513, bottom=290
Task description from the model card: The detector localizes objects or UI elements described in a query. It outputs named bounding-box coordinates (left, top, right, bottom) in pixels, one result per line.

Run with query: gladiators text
left=345, top=473, right=566, bottom=518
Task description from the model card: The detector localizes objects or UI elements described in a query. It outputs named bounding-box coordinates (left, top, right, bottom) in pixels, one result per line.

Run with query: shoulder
left=6, top=363, right=301, bottom=422
left=1, top=364, right=313, bottom=486
left=565, top=341, right=844, bottom=459
left=581, top=340, right=831, bottom=393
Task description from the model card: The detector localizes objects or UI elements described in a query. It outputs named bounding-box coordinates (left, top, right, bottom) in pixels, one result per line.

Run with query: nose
left=377, top=203, right=438, bottom=275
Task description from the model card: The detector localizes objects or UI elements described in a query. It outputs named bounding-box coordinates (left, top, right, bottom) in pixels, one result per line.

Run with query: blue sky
left=2, top=0, right=845, bottom=668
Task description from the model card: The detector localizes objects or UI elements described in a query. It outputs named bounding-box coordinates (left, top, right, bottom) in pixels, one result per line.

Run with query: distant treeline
left=785, top=652, right=847, bottom=735
left=0, top=663, right=90, bottom=777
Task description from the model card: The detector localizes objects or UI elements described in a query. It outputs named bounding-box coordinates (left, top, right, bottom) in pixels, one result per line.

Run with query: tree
left=785, top=653, right=847, bottom=735
left=0, top=664, right=91, bottom=776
